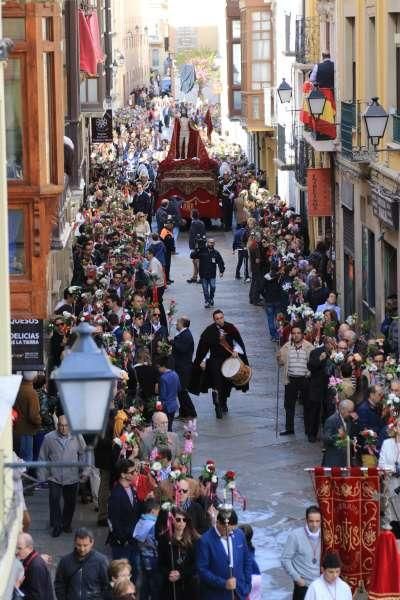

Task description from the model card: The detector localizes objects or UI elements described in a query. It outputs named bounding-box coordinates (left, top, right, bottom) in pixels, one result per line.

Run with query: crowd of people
left=10, top=82, right=400, bottom=599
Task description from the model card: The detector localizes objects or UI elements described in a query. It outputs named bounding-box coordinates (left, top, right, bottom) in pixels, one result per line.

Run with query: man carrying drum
left=190, top=309, right=250, bottom=419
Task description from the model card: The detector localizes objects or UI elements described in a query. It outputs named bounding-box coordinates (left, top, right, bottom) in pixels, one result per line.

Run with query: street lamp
left=307, top=84, right=326, bottom=119
left=51, top=322, right=118, bottom=435
left=277, top=78, right=292, bottom=104
left=363, top=97, right=389, bottom=148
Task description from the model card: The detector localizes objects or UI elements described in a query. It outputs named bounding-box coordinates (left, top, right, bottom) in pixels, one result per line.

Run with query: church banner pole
left=275, top=341, right=280, bottom=438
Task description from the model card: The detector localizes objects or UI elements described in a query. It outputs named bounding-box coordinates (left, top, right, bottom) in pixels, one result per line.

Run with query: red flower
left=225, top=470, right=236, bottom=480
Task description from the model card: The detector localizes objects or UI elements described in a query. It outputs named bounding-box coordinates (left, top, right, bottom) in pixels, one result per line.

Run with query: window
left=367, top=17, right=376, bottom=98
left=4, top=58, right=23, bottom=180
left=233, top=90, right=242, bottom=111
left=251, top=10, right=272, bottom=91
left=252, top=96, right=260, bottom=120
left=362, top=226, right=375, bottom=310
left=345, top=17, right=356, bottom=101
left=232, top=19, right=241, bottom=39
left=43, top=53, right=56, bottom=183
left=80, top=77, right=100, bottom=106
left=152, top=48, right=160, bottom=69
left=8, top=209, right=25, bottom=275
left=232, top=43, right=241, bottom=85
left=3, top=18, right=25, bottom=40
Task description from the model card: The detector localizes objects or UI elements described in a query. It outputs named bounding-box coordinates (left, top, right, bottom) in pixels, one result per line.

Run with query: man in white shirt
left=305, top=552, right=352, bottom=600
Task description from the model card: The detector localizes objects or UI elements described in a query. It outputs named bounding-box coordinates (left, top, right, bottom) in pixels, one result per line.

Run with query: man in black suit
left=172, top=316, right=197, bottom=419
left=133, top=182, right=152, bottom=225
left=107, top=459, right=140, bottom=570
left=322, top=400, right=359, bottom=467
left=141, top=308, right=168, bottom=341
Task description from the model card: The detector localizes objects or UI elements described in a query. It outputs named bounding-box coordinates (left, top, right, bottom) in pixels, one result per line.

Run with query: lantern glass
left=277, top=79, right=292, bottom=104
left=307, top=92, right=326, bottom=119
left=363, top=98, right=388, bottom=146
left=56, top=379, right=113, bottom=434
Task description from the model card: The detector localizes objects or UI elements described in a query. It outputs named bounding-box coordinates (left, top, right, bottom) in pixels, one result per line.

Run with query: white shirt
left=305, top=575, right=352, bottom=600
left=214, top=527, right=234, bottom=568
left=379, top=437, right=400, bottom=472
left=149, top=257, right=164, bottom=287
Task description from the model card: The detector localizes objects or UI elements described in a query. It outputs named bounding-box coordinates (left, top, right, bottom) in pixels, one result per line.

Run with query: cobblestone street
left=27, top=231, right=319, bottom=597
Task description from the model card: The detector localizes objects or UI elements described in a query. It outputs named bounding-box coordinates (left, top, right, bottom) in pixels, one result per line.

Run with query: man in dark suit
left=197, top=508, right=252, bottom=600
left=322, top=400, right=359, bottom=467
left=172, top=316, right=197, bottom=419
left=141, top=308, right=168, bottom=341
left=107, top=459, right=140, bottom=569
left=133, top=182, right=152, bottom=224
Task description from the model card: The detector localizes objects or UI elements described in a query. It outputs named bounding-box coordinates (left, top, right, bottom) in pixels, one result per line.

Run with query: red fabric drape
left=313, top=467, right=380, bottom=592
left=369, top=530, right=400, bottom=599
left=79, top=9, right=103, bottom=76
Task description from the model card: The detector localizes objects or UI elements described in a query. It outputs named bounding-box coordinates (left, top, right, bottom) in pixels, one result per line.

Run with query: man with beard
left=190, top=310, right=249, bottom=418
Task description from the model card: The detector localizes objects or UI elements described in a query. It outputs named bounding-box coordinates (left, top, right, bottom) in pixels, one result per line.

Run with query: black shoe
left=97, top=519, right=108, bottom=527
left=280, top=430, right=295, bottom=436
left=167, top=279, right=174, bottom=284
left=210, top=300, right=214, bottom=306
left=204, top=303, right=211, bottom=308
left=215, top=403, right=223, bottom=419
left=52, top=527, right=62, bottom=538
left=308, top=435, right=317, bottom=443
left=62, top=525, right=72, bottom=533
left=187, top=278, right=196, bottom=283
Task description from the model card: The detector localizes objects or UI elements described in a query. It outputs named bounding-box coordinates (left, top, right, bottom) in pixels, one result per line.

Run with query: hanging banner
left=313, top=467, right=380, bottom=592
left=307, top=168, right=333, bottom=216
left=91, top=110, right=113, bottom=143
left=11, top=318, right=44, bottom=371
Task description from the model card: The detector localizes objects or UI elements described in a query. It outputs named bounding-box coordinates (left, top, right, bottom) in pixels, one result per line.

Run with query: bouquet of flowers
left=328, top=376, right=343, bottom=394
left=360, top=429, right=378, bottom=455
left=157, top=340, right=172, bottom=356
left=334, top=428, right=350, bottom=449
left=383, top=356, right=400, bottom=382
left=166, top=299, right=177, bottom=319
left=68, top=285, right=82, bottom=299
left=331, top=351, right=345, bottom=365
left=293, top=277, right=307, bottom=294
left=223, top=470, right=236, bottom=490
left=201, top=460, right=218, bottom=484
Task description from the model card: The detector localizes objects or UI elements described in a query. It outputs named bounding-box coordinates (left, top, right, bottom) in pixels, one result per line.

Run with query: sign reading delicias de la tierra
left=91, top=110, right=113, bottom=143
left=11, top=318, right=44, bottom=371
left=307, top=168, right=333, bottom=217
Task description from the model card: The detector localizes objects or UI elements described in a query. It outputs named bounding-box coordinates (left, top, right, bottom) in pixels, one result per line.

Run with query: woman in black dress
left=157, top=507, right=200, bottom=600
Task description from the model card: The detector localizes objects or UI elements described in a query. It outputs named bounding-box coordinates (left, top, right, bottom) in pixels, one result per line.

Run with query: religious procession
left=4, top=1, right=400, bottom=600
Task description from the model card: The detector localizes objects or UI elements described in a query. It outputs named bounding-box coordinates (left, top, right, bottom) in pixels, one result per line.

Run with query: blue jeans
left=265, top=302, right=281, bottom=340
left=201, top=278, right=216, bottom=304
left=19, top=435, right=34, bottom=462
left=173, top=225, right=179, bottom=243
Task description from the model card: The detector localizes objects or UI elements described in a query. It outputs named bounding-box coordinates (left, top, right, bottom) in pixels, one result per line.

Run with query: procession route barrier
left=305, top=466, right=390, bottom=593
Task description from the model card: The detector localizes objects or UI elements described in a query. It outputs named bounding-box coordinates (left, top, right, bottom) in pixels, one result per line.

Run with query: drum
left=221, top=357, right=252, bottom=387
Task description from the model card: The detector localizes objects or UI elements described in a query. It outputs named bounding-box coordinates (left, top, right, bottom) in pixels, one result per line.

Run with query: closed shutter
left=343, top=207, right=354, bottom=255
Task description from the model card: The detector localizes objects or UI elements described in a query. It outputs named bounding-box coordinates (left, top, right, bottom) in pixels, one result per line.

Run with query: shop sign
left=91, top=110, right=113, bottom=143
left=307, top=168, right=333, bottom=216
left=11, top=319, right=44, bottom=371
left=370, top=188, right=399, bottom=231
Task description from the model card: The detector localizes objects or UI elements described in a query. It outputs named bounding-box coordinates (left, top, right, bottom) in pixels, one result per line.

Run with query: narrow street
left=27, top=231, right=318, bottom=597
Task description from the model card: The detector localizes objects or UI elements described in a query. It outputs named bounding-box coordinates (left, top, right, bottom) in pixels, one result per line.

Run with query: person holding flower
left=356, top=385, right=385, bottom=441
left=322, top=400, right=359, bottom=467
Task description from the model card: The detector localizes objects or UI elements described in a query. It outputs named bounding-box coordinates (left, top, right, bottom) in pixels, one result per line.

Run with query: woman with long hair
left=156, top=506, right=200, bottom=600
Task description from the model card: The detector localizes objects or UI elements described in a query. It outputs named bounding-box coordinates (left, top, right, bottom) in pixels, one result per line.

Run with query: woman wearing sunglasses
left=156, top=506, right=200, bottom=600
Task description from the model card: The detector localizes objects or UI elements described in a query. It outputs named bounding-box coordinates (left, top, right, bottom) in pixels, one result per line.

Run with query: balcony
left=295, top=17, right=320, bottom=67
left=340, top=100, right=356, bottom=160
left=294, top=129, right=312, bottom=187
left=276, top=124, right=295, bottom=170
left=393, top=114, right=400, bottom=144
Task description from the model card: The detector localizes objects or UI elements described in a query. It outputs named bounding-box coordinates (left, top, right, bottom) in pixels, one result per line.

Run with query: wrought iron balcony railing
left=295, top=17, right=321, bottom=65
left=277, top=123, right=295, bottom=170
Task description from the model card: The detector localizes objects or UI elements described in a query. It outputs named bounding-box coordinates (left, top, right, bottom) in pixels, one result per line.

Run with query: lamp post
left=363, top=97, right=389, bottom=148
left=307, top=84, right=326, bottom=119
left=277, top=78, right=292, bottom=104
left=51, top=322, right=118, bottom=435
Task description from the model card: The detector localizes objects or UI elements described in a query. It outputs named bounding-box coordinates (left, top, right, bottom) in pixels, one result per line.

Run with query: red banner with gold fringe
left=313, top=467, right=380, bottom=592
